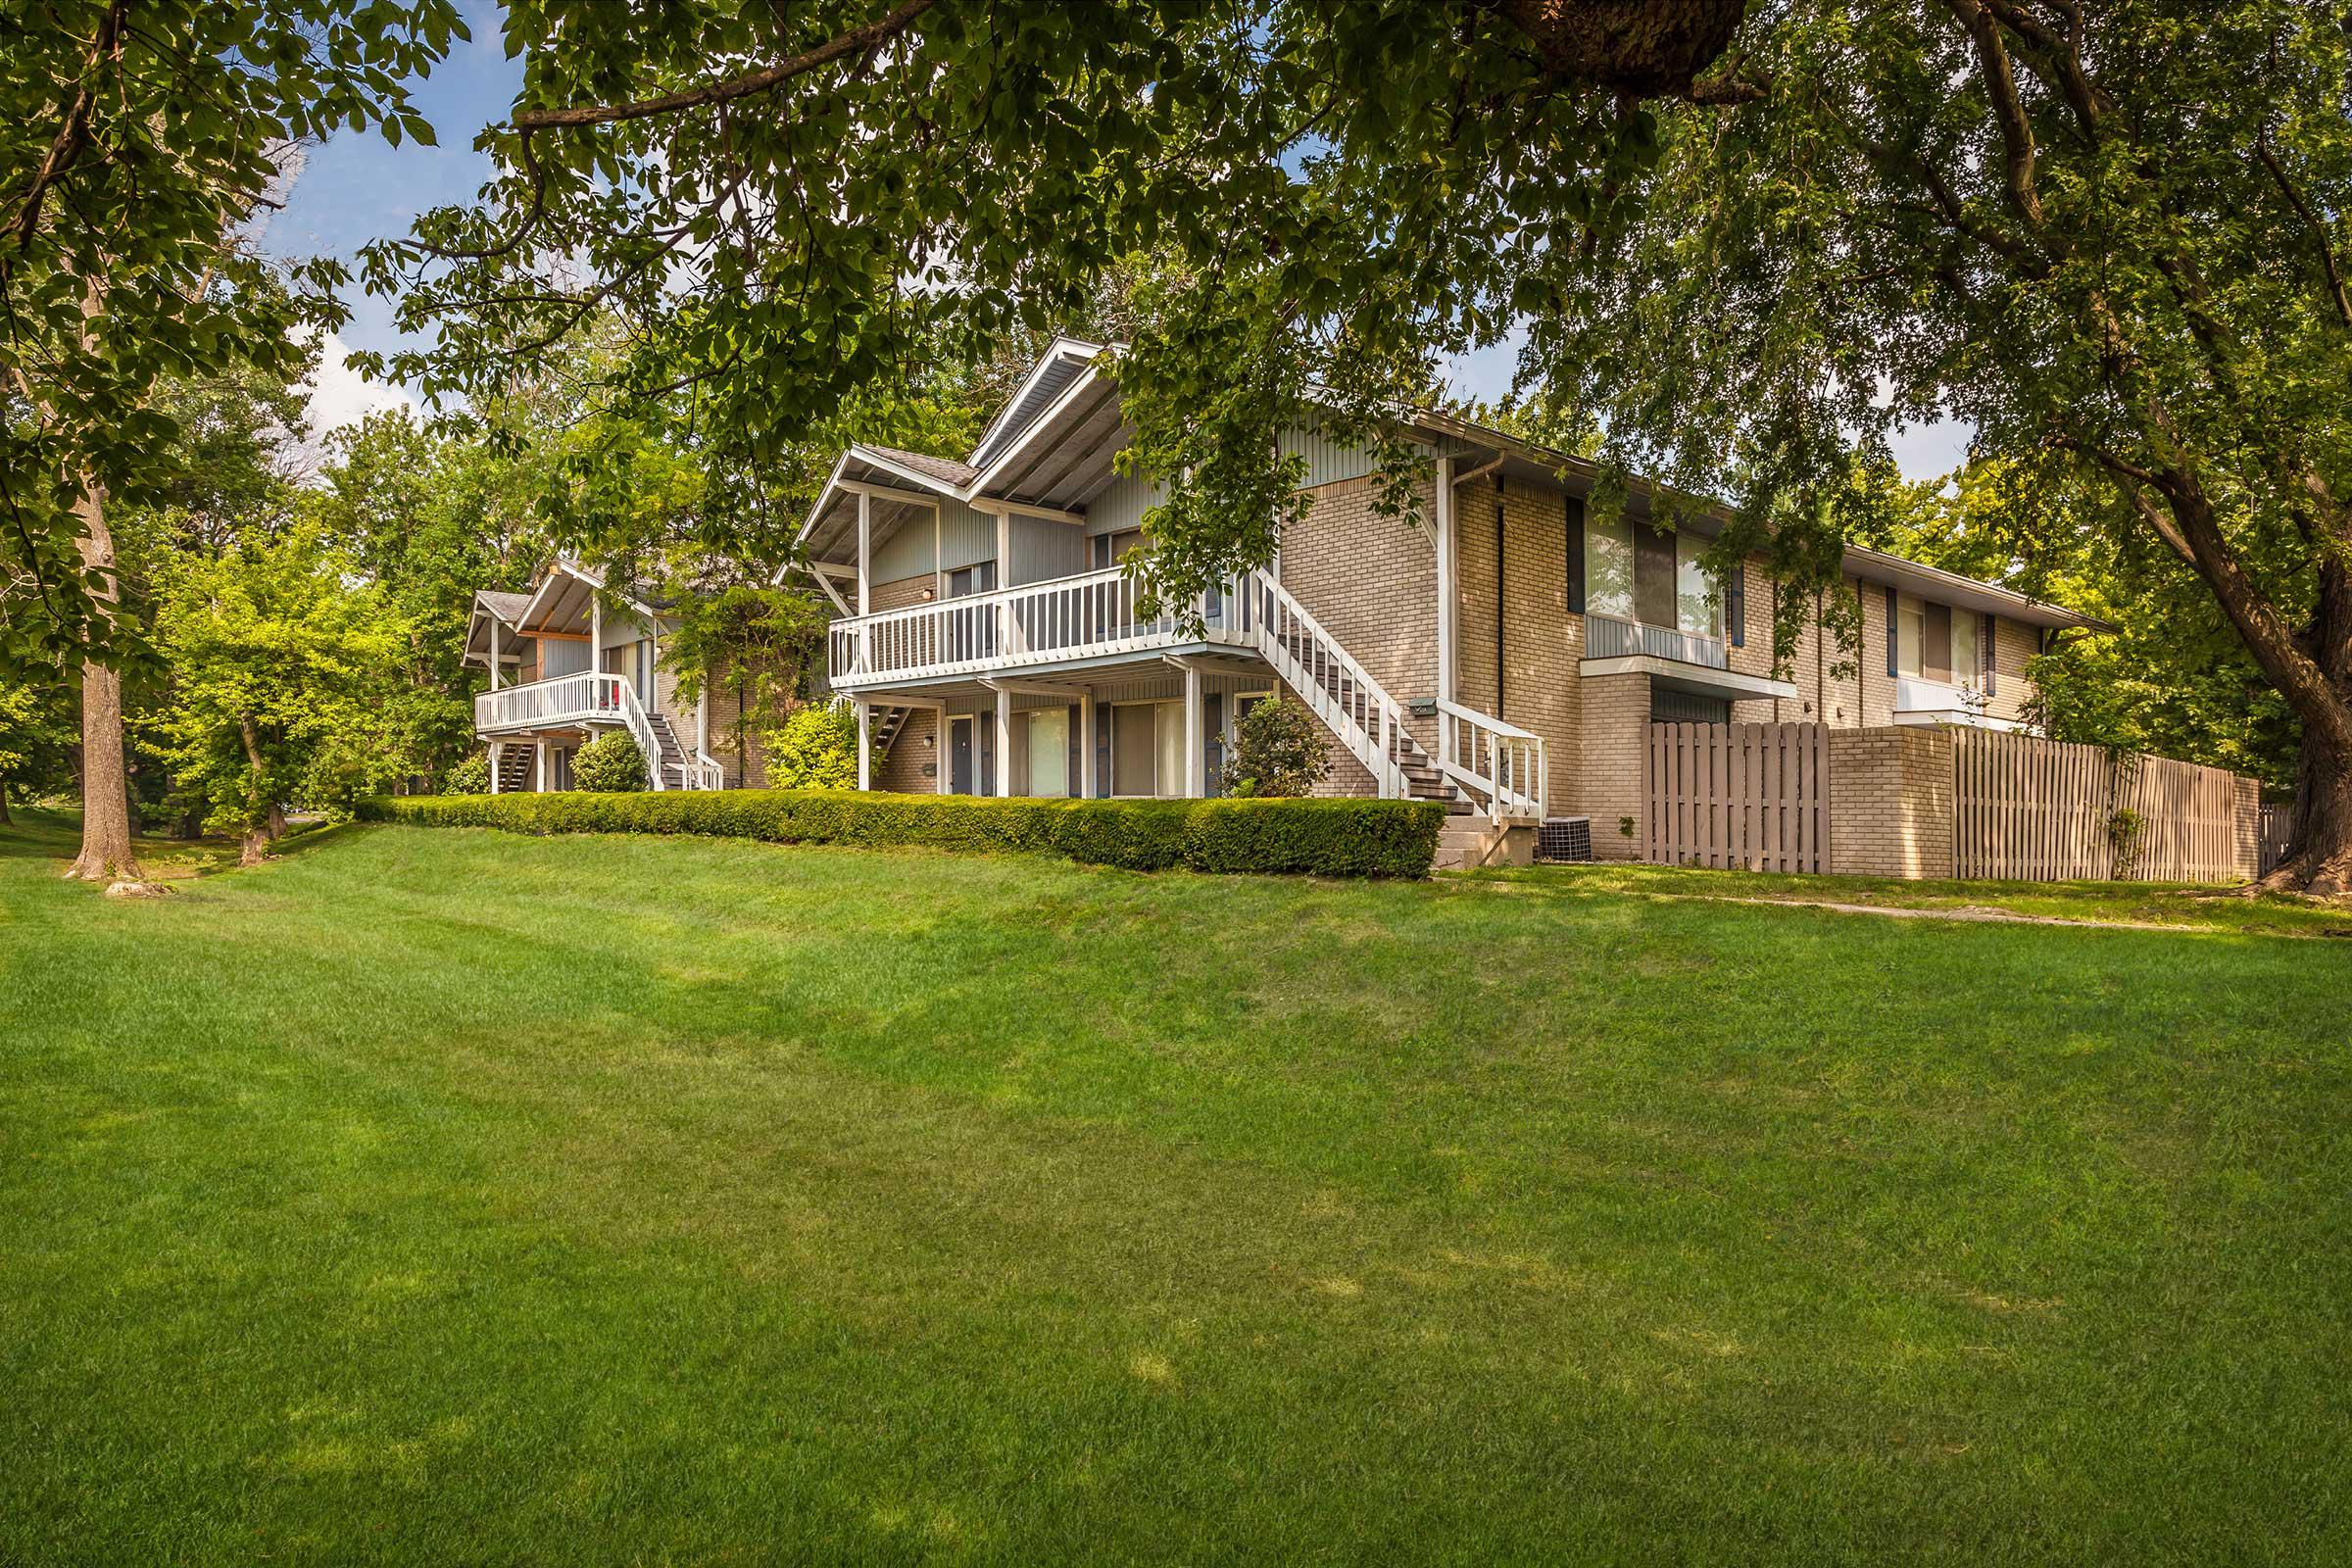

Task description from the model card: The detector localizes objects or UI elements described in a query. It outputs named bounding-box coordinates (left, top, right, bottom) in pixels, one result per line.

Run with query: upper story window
left=1894, top=593, right=1980, bottom=687
left=1091, top=528, right=1145, bottom=570
left=1586, top=517, right=1719, bottom=639
left=946, top=561, right=998, bottom=598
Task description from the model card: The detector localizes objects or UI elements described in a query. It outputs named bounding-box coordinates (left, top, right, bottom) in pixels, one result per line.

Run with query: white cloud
left=300, top=328, right=418, bottom=441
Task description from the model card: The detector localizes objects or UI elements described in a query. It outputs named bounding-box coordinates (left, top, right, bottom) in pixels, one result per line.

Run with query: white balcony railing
left=475, top=671, right=635, bottom=733
left=1895, top=675, right=1987, bottom=714
left=829, top=564, right=1257, bottom=686
left=1586, top=612, right=1727, bottom=669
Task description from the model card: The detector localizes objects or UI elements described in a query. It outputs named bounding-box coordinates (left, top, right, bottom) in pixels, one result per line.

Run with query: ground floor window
left=1110, top=703, right=1156, bottom=797
left=1025, top=707, right=1070, bottom=798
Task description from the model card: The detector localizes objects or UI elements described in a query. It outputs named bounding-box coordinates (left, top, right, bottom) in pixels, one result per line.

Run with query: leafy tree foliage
left=569, top=730, right=647, bottom=793
left=149, top=524, right=403, bottom=860
left=4, top=0, right=460, bottom=879
left=0, top=681, right=75, bottom=820
left=309, top=410, right=546, bottom=788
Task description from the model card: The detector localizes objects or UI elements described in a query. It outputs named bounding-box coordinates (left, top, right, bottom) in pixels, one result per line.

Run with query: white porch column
left=488, top=741, right=502, bottom=794
left=857, top=489, right=872, bottom=615
left=856, top=701, right=872, bottom=791
left=590, top=596, right=603, bottom=682
left=1079, top=690, right=1097, bottom=799
left=488, top=618, right=502, bottom=690
left=696, top=689, right=709, bottom=756
left=995, top=690, right=1012, bottom=797
left=1183, top=663, right=1205, bottom=798
left=936, top=705, right=951, bottom=794
left=534, top=739, right=548, bottom=793
left=1435, top=454, right=1457, bottom=710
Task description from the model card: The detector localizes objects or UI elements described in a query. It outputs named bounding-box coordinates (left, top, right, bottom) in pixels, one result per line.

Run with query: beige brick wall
left=1827, top=726, right=1956, bottom=878
left=1283, top=471, right=1439, bottom=713
left=869, top=573, right=933, bottom=612
left=1454, top=475, right=1585, bottom=809
left=1579, top=672, right=1651, bottom=859
left=874, top=707, right=938, bottom=793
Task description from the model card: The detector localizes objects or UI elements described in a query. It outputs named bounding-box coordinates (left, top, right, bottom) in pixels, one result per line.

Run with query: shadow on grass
left=0, top=808, right=359, bottom=880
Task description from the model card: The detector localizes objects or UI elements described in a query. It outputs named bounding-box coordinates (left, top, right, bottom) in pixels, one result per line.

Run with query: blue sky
left=271, top=10, right=1971, bottom=480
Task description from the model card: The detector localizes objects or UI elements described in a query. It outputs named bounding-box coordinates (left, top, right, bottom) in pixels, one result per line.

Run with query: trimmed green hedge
left=357, top=790, right=1446, bottom=877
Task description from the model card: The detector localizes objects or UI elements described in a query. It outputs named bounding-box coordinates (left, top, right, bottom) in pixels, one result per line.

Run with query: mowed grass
left=1466, top=858, right=2352, bottom=938
left=3, top=809, right=2348, bottom=1565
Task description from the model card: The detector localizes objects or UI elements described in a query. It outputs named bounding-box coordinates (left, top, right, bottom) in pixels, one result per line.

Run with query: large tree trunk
left=2271, top=727, right=2352, bottom=896
left=63, top=485, right=141, bottom=883
left=2263, top=558, right=2352, bottom=895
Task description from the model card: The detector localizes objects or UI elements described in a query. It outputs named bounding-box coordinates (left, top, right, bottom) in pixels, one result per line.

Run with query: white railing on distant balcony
left=473, top=671, right=680, bottom=791
left=1435, top=700, right=1546, bottom=822
left=1586, top=612, right=1727, bottom=669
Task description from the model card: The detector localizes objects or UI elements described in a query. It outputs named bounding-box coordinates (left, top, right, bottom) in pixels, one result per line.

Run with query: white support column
left=1079, top=689, right=1097, bottom=799
left=696, top=689, right=709, bottom=756
left=994, top=690, right=1012, bottom=797
left=1435, top=454, right=1457, bottom=712
left=936, top=704, right=950, bottom=794
left=488, top=741, right=502, bottom=794
left=856, top=488, right=872, bottom=616
left=933, top=504, right=945, bottom=602
left=856, top=701, right=872, bottom=791
left=488, top=617, right=502, bottom=690
left=590, top=596, right=603, bottom=682
left=534, top=739, right=548, bottom=793
left=1183, top=662, right=1205, bottom=798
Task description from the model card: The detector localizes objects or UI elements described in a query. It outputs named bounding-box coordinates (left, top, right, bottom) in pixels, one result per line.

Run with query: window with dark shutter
left=1727, top=562, right=1745, bottom=648
left=1983, top=614, right=1996, bottom=695
left=1564, top=494, right=1586, bottom=613
left=1885, top=586, right=1899, bottom=677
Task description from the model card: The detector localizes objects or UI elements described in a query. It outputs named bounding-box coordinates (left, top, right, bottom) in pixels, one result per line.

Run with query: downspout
left=1494, top=474, right=1505, bottom=714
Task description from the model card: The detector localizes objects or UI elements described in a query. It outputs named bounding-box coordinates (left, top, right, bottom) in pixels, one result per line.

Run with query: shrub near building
left=570, top=732, right=649, bottom=793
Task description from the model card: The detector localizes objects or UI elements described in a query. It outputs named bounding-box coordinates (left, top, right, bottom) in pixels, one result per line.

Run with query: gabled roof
left=969, top=337, right=1106, bottom=471
left=474, top=589, right=532, bottom=624
left=861, top=444, right=979, bottom=489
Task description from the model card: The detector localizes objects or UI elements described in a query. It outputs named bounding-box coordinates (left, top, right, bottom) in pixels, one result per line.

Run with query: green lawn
left=4, top=809, right=2347, bottom=1564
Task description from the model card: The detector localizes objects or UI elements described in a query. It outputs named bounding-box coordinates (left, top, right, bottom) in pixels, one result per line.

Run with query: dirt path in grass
left=1472, top=880, right=2352, bottom=940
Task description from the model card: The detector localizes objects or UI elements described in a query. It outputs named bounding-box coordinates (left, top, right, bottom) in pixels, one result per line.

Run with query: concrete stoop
left=1431, top=818, right=1538, bottom=872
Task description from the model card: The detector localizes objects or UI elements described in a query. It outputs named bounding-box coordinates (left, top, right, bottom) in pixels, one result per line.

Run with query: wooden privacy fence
left=1643, top=721, right=1830, bottom=872
left=1952, top=730, right=2244, bottom=882
left=1642, top=721, right=2257, bottom=883
left=2258, top=805, right=2297, bottom=876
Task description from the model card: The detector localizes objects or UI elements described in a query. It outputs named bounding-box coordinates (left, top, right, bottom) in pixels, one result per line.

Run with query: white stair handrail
left=608, top=677, right=669, bottom=791
left=1435, top=698, right=1546, bottom=823
left=1237, top=567, right=1410, bottom=798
